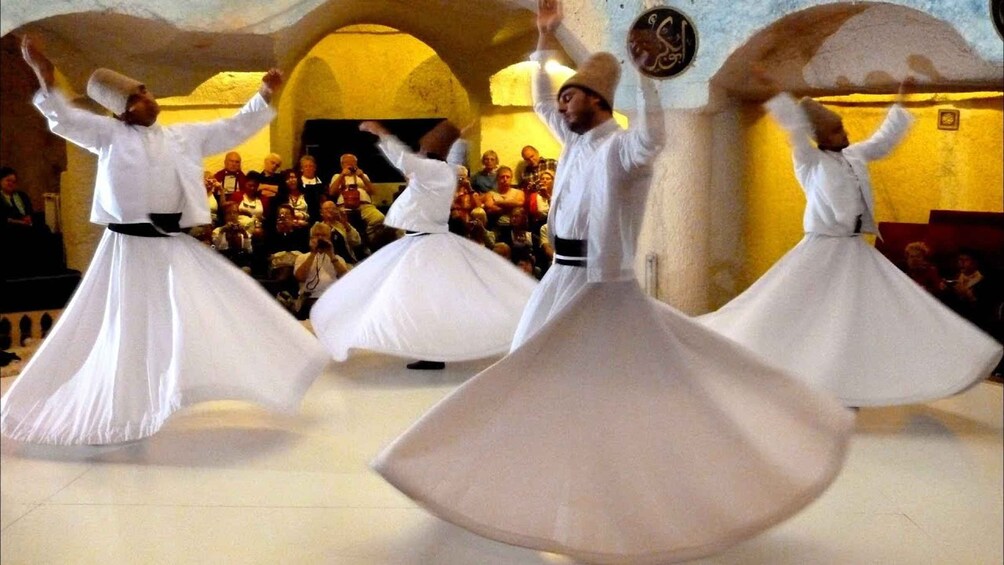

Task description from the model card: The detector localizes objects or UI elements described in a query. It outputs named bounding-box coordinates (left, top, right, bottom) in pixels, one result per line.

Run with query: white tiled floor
left=2, top=355, right=1001, bottom=565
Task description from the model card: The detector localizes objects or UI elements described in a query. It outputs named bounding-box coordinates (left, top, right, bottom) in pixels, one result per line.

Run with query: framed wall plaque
left=938, top=109, right=960, bottom=131
left=627, top=6, right=699, bottom=79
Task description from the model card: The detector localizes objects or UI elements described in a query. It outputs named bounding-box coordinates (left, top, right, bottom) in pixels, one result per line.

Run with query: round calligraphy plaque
left=627, top=6, right=699, bottom=79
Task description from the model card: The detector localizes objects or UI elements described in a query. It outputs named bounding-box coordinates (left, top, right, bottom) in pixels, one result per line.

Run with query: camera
left=348, top=166, right=358, bottom=173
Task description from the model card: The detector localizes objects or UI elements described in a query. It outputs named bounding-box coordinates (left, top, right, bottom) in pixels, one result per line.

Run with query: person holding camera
left=328, top=153, right=385, bottom=245
left=293, top=222, right=349, bottom=319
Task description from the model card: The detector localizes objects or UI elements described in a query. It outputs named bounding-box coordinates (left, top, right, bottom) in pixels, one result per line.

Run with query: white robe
left=0, top=88, right=328, bottom=445
left=309, top=135, right=536, bottom=362
left=371, top=54, right=855, bottom=564
left=700, top=94, right=1002, bottom=406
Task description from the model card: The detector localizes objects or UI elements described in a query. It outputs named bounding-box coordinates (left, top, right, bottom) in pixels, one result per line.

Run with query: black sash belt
left=554, top=236, right=587, bottom=267
left=109, top=213, right=182, bottom=238
left=405, top=230, right=430, bottom=237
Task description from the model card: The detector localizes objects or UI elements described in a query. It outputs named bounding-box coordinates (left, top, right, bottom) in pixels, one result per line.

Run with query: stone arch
left=711, top=2, right=1002, bottom=99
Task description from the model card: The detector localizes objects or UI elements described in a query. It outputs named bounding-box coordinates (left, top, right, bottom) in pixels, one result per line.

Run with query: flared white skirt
left=0, top=230, right=329, bottom=445
left=373, top=278, right=854, bottom=564
left=700, top=234, right=1002, bottom=406
left=310, top=233, right=536, bottom=362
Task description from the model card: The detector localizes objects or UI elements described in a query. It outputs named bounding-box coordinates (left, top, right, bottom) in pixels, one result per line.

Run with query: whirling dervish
left=699, top=69, right=1003, bottom=407
left=369, top=2, right=855, bottom=563
left=309, top=120, right=536, bottom=370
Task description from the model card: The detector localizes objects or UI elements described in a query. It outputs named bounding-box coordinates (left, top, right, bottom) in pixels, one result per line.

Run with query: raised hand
left=537, top=0, right=563, bottom=35
left=258, top=68, right=283, bottom=102
left=359, top=120, right=390, bottom=137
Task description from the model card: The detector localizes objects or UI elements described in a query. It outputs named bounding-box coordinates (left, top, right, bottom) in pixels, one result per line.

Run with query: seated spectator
left=298, top=155, right=325, bottom=221
left=526, top=169, right=553, bottom=230
left=1, top=166, right=58, bottom=277
left=236, top=173, right=267, bottom=233
left=203, top=170, right=222, bottom=226
left=482, top=166, right=524, bottom=230
left=468, top=218, right=495, bottom=249
left=282, top=169, right=311, bottom=228
left=263, top=203, right=310, bottom=282
left=328, top=152, right=386, bottom=245
left=516, top=145, right=558, bottom=188
left=947, top=250, right=996, bottom=331
left=319, top=200, right=364, bottom=264
left=471, top=150, right=499, bottom=194
left=904, top=241, right=946, bottom=297
left=293, top=222, right=349, bottom=320
left=254, top=153, right=284, bottom=199
left=212, top=202, right=254, bottom=272
left=213, top=151, right=247, bottom=202
left=451, top=167, right=479, bottom=222
left=506, top=208, right=537, bottom=264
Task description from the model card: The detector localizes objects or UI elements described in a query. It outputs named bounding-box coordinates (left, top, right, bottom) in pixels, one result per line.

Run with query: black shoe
left=406, top=360, right=445, bottom=370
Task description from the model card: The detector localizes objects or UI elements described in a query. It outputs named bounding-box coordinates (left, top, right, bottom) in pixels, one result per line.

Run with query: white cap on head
left=86, top=68, right=144, bottom=115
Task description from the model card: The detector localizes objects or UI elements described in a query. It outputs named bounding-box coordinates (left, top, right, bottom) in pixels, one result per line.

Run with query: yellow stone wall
left=740, top=92, right=1004, bottom=286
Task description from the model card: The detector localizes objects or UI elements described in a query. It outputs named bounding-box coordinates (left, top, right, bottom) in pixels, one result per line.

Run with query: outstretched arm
left=179, top=69, right=283, bottom=157
left=615, top=30, right=667, bottom=171
left=23, top=35, right=113, bottom=152
left=362, top=121, right=435, bottom=181
left=532, top=0, right=571, bottom=142
left=849, top=77, right=916, bottom=161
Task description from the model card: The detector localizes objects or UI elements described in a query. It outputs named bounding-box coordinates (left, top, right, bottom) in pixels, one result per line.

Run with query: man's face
left=816, top=121, right=849, bottom=151
left=301, top=160, right=317, bottom=177
left=558, top=87, right=600, bottom=135
left=341, top=156, right=358, bottom=170
left=0, top=174, right=16, bottom=195
left=124, top=86, right=160, bottom=127
left=522, top=147, right=540, bottom=167
left=224, top=153, right=242, bottom=173
left=263, top=155, right=281, bottom=173
left=497, top=170, right=513, bottom=191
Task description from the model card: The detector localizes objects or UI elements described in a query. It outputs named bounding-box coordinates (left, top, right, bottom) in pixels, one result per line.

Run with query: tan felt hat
left=86, top=68, right=144, bottom=116
left=559, top=52, right=621, bottom=108
left=799, top=97, right=843, bottom=139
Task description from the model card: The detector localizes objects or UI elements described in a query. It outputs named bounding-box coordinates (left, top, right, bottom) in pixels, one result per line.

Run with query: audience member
left=282, top=169, right=311, bottom=227
left=904, top=241, right=946, bottom=297
left=471, top=149, right=500, bottom=193
left=255, top=153, right=284, bottom=199
left=492, top=241, right=511, bottom=260
left=451, top=168, right=479, bottom=222
left=526, top=169, right=553, bottom=230
left=293, top=222, right=349, bottom=320
left=516, top=145, right=557, bottom=188
left=212, top=202, right=254, bottom=272
left=1, top=166, right=57, bottom=277
left=213, top=151, right=247, bottom=202
left=298, top=155, right=325, bottom=221
left=203, top=170, right=222, bottom=226
left=319, top=200, right=363, bottom=264
left=264, top=203, right=310, bottom=281
left=482, top=166, right=524, bottom=230
left=328, top=153, right=386, bottom=244
left=236, top=173, right=267, bottom=235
